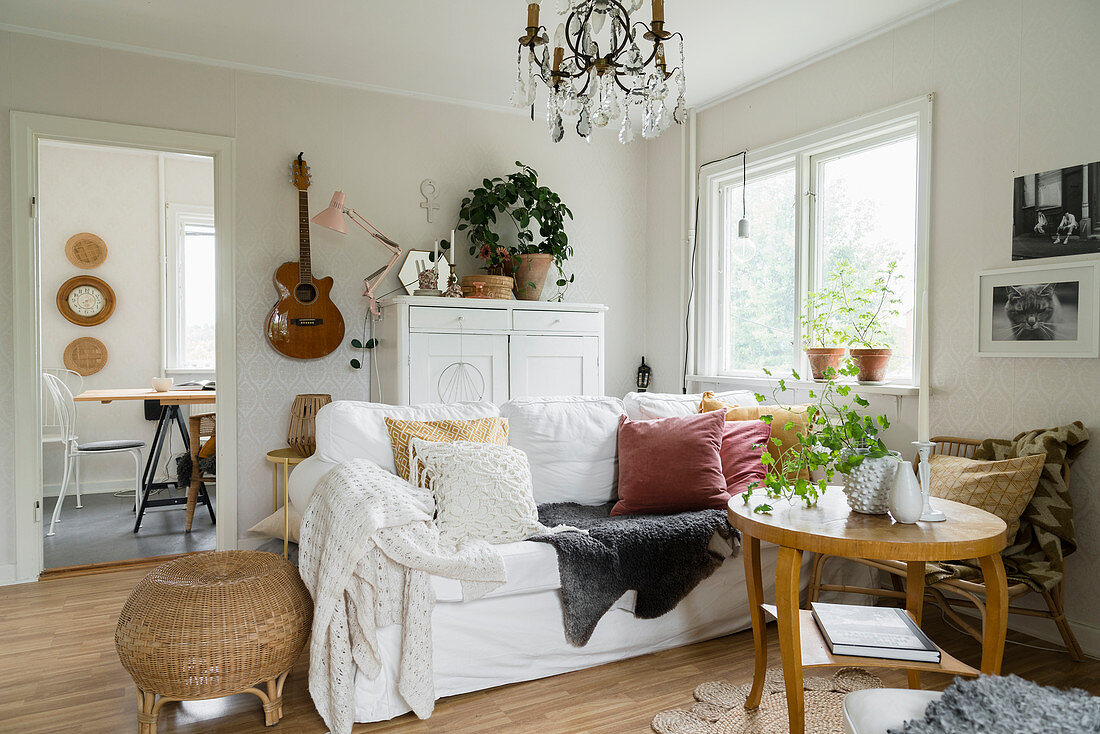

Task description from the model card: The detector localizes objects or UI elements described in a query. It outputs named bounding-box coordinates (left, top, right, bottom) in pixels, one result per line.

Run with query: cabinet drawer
left=409, top=306, right=509, bottom=331
left=512, top=310, right=602, bottom=333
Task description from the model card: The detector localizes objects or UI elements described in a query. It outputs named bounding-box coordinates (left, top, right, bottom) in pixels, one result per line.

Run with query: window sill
left=164, top=368, right=216, bottom=377
left=687, top=373, right=920, bottom=398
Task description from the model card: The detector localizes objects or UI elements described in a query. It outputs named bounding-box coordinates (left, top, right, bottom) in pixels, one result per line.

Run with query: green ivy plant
left=457, top=162, right=574, bottom=279
left=742, top=361, right=892, bottom=513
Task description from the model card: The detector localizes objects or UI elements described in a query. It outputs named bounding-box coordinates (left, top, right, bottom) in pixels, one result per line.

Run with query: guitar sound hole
left=295, top=282, right=317, bottom=304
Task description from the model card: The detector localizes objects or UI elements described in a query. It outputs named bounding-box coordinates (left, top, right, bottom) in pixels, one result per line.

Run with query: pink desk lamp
left=311, top=191, right=402, bottom=316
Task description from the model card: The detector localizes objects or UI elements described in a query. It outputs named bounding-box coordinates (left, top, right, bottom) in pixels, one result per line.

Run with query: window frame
left=693, top=95, right=933, bottom=390
left=163, top=203, right=216, bottom=376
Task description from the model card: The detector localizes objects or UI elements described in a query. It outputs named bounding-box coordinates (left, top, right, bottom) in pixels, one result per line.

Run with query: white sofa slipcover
left=289, top=395, right=812, bottom=723
left=624, top=389, right=758, bottom=419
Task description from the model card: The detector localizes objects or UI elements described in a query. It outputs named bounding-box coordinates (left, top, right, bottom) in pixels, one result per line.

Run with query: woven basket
left=115, top=551, right=312, bottom=731
left=461, top=274, right=514, bottom=299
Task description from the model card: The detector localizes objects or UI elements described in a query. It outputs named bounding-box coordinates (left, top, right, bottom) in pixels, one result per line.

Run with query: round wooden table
left=728, top=486, right=1008, bottom=734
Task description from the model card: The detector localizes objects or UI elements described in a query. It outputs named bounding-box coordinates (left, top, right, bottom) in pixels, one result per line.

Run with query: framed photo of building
left=1012, top=160, right=1100, bottom=261
left=977, top=262, right=1099, bottom=357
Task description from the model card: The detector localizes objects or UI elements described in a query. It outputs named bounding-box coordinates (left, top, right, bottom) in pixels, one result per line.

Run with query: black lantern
left=635, top=357, right=652, bottom=392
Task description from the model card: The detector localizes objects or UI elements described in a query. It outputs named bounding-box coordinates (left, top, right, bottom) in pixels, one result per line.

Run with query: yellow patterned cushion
left=384, top=417, right=509, bottom=481
left=929, top=454, right=1045, bottom=542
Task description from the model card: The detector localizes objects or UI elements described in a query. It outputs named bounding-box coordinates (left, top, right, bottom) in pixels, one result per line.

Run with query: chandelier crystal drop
left=512, top=0, right=686, bottom=143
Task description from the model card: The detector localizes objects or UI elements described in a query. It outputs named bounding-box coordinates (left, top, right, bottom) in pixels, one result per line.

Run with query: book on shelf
left=171, top=379, right=215, bottom=391
left=810, top=602, right=941, bottom=663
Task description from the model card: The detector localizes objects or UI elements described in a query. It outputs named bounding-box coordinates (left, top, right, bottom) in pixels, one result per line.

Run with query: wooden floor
left=2, top=569, right=1099, bottom=734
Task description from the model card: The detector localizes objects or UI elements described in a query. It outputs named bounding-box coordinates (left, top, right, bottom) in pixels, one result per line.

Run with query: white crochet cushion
left=624, top=390, right=758, bottom=419
left=411, top=439, right=545, bottom=549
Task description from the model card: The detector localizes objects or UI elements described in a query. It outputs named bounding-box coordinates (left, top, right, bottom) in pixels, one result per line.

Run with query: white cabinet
left=376, top=296, right=606, bottom=405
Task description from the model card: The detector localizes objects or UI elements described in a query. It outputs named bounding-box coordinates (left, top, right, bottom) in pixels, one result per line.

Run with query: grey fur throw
left=530, top=502, right=738, bottom=647
left=890, top=674, right=1100, bottom=733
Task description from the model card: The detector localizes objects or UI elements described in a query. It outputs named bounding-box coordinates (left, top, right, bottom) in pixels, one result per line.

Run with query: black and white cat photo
left=992, top=281, right=1079, bottom=341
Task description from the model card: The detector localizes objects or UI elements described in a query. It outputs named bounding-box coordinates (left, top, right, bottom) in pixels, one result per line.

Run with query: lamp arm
left=345, top=208, right=402, bottom=254
left=342, top=207, right=402, bottom=316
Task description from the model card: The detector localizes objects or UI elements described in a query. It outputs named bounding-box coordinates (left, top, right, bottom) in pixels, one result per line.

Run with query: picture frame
left=1011, top=160, right=1100, bottom=263
left=976, top=262, right=1099, bottom=357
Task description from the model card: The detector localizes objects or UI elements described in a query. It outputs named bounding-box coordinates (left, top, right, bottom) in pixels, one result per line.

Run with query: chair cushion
left=842, top=688, right=941, bottom=734
left=77, top=439, right=146, bottom=451
left=929, top=453, right=1045, bottom=542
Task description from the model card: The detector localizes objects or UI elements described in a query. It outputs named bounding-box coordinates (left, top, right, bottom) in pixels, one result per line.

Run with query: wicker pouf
left=115, top=551, right=312, bottom=733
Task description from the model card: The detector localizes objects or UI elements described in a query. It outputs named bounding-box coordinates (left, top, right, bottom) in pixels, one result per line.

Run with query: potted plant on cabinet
left=801, top=270, right=847, bottom=381
left=457, top=162, right=573, bottom=301
left=840, top=260, right=902, bottom=384
left=741, top=362, right=898, bottom=515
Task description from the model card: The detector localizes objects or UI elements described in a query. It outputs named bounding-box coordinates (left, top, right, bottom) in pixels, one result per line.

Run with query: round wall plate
left=65, top=232, right=108, bottom=269
left=63, top=337, right=108, bottom=376
left=56, top=275, right=116, bottom=326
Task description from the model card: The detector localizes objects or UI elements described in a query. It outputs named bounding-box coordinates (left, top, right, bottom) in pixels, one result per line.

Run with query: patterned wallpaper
left=647, top=0, right=1100, bottom=641
left=0, top=30, right=647, bottom=567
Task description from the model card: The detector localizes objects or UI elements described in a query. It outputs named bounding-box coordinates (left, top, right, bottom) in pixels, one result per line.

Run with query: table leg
left=134, top=407, right=171, bottom=533
left=905, top=560, right=926, bottom=689
left=776, top=545, right=805, bottom=734
left=272, top=463, right=279, bottom=513
left=742, top=534, right=767, bottom=709
left=978, top=553, right=1008, bottom=674
left=283, top=462, right=290, bottom=559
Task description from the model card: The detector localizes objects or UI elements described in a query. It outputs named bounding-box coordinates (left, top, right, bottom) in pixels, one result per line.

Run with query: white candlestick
left=433, top=236, right=440, bottom=265
left=917, top=289, right=930, bottom=443
left=449, top=229, right=456, bottom=265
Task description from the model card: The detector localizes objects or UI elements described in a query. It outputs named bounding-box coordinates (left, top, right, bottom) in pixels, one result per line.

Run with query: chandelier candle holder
left=512, top=0, right=686, bottom=143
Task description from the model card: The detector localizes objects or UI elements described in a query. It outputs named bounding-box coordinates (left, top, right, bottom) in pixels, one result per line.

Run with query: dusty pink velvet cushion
left=611, top=411, right=728, bottom=516
left=720, top=420, right=770, bottom=495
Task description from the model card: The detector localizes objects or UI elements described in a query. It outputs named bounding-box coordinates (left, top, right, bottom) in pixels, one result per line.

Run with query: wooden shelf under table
left=762, top=604, right=979, bottom=677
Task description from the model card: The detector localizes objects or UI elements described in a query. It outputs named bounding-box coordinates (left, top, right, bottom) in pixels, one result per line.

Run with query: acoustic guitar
left=265, top=154, right=345, bottom=359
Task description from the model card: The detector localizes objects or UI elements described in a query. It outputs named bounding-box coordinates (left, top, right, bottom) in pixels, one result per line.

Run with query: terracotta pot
left=512, top=254, right=554, bottom=301
left=805, top=347, right=846, bottom=381
left=849, top=348, right=892, bottom=384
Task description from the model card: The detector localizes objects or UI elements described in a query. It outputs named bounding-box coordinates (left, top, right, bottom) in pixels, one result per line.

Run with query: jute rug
left=651, top=667, right=883, bottom=734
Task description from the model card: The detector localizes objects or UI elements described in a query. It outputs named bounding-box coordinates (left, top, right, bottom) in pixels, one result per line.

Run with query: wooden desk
left=728, top=487, right=1008, bottom=734
left=75, top=388, right=217, bottom=532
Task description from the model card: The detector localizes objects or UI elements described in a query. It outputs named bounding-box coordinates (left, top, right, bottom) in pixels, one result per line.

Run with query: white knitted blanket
left=299, top=459, right=506, bottom=734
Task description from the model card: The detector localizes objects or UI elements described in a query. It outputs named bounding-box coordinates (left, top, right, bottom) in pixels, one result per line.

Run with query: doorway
left=11, top=113, right=237, bottom=582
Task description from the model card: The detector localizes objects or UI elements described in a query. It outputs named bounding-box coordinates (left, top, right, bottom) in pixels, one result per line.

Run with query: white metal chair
left=42, top=368, right=83, bottom=447
left=42, top=372, right=146, bottom=537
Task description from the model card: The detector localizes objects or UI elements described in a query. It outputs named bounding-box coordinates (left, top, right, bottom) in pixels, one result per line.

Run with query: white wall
left=0, top=29, right=648, bottom=569
left=38, top=143, right=214, bottom=495
left=646, top=0, right=1100, bottom=646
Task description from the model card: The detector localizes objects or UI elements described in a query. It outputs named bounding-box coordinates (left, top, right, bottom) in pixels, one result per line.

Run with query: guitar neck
left=298, top=190, right=312, bottom=283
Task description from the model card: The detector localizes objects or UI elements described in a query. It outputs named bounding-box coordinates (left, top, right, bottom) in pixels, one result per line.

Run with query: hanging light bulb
left=732, top=152, right=756, bottom=263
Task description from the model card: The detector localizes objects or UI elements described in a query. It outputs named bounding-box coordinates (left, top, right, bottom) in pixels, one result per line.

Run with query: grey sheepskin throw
left=889, top=674, right=1100, bottom=733
left=531, top=502, right=738, bottom=646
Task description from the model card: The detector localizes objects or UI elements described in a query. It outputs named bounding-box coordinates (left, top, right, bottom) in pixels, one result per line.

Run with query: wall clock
left=65, top=232, right=108, bottom=269
left=56, top=275, right=116, bottom=326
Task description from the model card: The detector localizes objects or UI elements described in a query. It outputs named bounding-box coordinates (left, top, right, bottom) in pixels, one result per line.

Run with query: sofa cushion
left=501, top=396, right=623, bottom=505
left=624, top=390, right=757, bottom=420
left=313, top=400, right=500, bottom=475
left=929, top=453, right=1045, bottom=543
left=720, top=421, right=771, bottom=495
left=385, top=416, right=508, bottom=481
left=707, top=397, right=812, bottom=482
left=611, top=411, right=728, bottom=516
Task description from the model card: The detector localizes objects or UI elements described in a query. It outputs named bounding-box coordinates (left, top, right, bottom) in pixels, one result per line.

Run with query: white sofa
left=288, top=392, right=808, bottom=723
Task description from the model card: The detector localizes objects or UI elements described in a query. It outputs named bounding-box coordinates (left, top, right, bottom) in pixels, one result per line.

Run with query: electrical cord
left=683, top=149, right=749, bottom=393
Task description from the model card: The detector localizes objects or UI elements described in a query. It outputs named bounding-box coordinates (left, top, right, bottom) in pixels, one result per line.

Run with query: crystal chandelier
left=511, top=0, right=686, bottom=144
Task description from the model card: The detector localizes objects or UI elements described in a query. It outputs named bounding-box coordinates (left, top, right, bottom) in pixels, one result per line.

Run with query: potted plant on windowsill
left=841, top=260, right=902, bottom=384
left=457, top=162, right=574, bottom=301
left=742, top=362, right=898, bottom=515
left=802, top=271, right=847, bottom=381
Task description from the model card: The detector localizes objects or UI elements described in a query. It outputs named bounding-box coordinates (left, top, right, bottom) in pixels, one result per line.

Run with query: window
left=696, top=97, right=930, bottom=387
left=164, top=205, right=216, bottom=373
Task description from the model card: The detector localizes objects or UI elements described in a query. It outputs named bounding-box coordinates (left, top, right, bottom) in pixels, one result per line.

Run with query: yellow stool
left=265, top=449, right=305, bottom=558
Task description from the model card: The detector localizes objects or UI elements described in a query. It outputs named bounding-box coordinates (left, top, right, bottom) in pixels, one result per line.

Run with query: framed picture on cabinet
left=976, top=262, right=1099, bottom=357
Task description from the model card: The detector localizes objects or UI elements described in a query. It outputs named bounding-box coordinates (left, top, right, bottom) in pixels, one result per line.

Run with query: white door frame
left=10, top=112, right=238, bottom=582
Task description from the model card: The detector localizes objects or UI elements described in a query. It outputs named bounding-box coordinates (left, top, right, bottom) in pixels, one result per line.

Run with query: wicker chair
left=185, top=412, right=216, bottom=532
left=808, top=436, right=1083, bottom=661
left=115, top=551, right=311, bottom=733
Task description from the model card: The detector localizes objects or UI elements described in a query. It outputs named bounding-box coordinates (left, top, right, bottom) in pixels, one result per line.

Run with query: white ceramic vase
left=889, top=459, right=924, bottom=524
left=841, top=450, right=902, bottom=514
